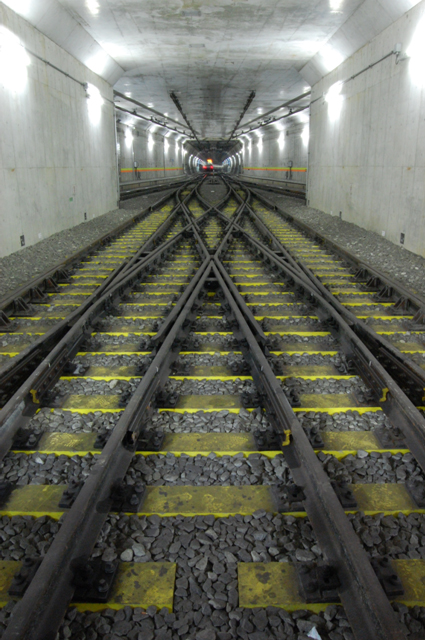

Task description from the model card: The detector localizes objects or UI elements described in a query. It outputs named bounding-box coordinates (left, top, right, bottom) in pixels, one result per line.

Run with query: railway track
left=1, top=177, right=425, bottom=639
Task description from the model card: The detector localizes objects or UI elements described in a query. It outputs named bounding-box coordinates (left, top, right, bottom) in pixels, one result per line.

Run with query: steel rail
left=0, top=223, right=201, bottom=463
left=240, top=190, right=425, bottom=396
left=209, top=258, right=405, bottom=640
left=0, top=189, right=416, bottom=640
left=0, top=182, right=201, bottom=401
left=239, top=179, right=425, bottom=317
left=0, top=188, right=177, bottom=321
left=226, top=219, right=425, bottom=477
left=1, top=257, right=212, bottom=640
left=231, top=181, right=425, bottom=459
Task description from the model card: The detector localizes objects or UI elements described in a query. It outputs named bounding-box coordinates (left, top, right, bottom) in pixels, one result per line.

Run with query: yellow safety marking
left=320, top=431, right=408, bottom=456
left=292, top=406, right=382, bottom=415
left=343, top=302, right=393, bottom=307
left=393, top=559, right=425, bottom=607
left=0, top=560, right=176, bottom=612
left=269, top=346, right=339, bottom=354
left=265, top=331, right=331, bottom=337
left=254, top=316, right=319, bottom=320
left=91, top=332, right=156, bottom=337
left=141, top=485, right=276, bottom=516
left=350, top=483, right=421, bottom=515
left=15, top=432, right=282, bottom=459
left=0, top=332, right=45, bottom=337
left=0, top=345, right=29, bottom=354
left=61, top=396, right=124, bottom=412
left=238, top=562, right=333, bottom=612
left=380, top=388, right=389, bottom=402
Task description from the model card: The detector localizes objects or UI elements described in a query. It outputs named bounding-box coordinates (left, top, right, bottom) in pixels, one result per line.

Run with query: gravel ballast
left=0, top=189, right=177, bottom=299
left=250, top=188, right=425, bottom=299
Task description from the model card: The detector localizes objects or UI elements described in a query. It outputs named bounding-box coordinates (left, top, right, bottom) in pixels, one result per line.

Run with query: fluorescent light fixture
left=0, top=26, right=30, bottom=93
left=148, top=134, right=154, bottom=151
left=301, top=125, right=309, bottom=146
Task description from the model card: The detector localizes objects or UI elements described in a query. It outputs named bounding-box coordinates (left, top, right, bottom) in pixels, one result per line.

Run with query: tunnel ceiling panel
left=6, top=0, right=422, bottom=139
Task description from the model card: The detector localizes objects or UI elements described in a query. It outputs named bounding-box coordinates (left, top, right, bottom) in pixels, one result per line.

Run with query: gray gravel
left=0, top=189, right=176, bottom=299
left=251, top=190, right=425, bottom=299
left=281, top=377, right=367, bottom=395
left=348, top=511, right=425, bottom=560
left=148, top=408, right=270, bottom=434
left=297, top=410, right=388, bottom=433
left=0, top=452, right=98, bottom=486
left=319, top=451, right=423, bottom=484
left=128, top=453, right=289, bottom=486
left=164, top=379, right=255, bottom=396
left=28, top=408, right=121, bottom=434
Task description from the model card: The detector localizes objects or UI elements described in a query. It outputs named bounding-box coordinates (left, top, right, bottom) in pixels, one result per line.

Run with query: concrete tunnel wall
left=117, top=124, right=185, bottom=185
left=308, top=0, right=425, bottom=258
left=0, top=3, right=118, bottom=258
left=241, top=120, right=309, bottom=185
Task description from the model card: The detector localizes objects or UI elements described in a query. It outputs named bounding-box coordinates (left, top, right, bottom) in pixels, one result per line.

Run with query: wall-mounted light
left=164, top=139, right=169, bottom=153
left=325, top=80, right=344, bottom=120
left=148, top=134, right=154, bottom=151
left=321, top=44, right=344, bottom=72
left=85, top=82, right=104, bottom=124
left=0, top=26, right=31, bottom=93
left=301, top=125, right=309, bottom=146
left=403, top=17, right=425, bottom=85
left=278, top=131, right=285, bottom=150
left=125, top=128, right=133, bottom=148
left=87, top=0, right=100, bottom=15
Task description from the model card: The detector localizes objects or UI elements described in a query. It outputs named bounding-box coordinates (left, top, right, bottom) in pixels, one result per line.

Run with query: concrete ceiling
left=3, top=0, right=422, bottom=140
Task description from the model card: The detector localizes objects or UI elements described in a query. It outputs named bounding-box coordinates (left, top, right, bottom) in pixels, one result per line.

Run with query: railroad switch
left=271, top=482, right=306, bottom=512
left=59, top=480, right=85, bottom=509
left=71, top=558, right=119, bottom=603
left=12, top=428, right=43, bottom=451
left=296, top=563, right=341, bottom=604
left=370, top=557, right=404, bottom=597
left=330, top=481, right=358, bottom=509
left=9, top=557, right=42, bottom=597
